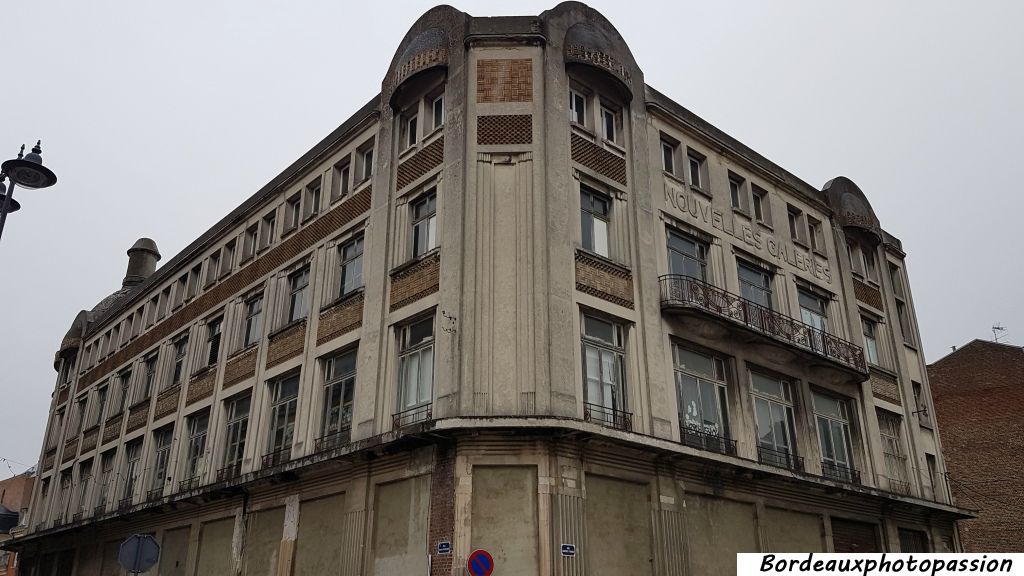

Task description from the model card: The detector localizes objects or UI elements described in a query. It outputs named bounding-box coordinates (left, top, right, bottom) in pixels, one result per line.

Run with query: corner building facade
left=13, top=4, right=968, bottom=574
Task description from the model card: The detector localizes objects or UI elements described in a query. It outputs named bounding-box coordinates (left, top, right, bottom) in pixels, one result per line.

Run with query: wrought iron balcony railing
left=146, top=487, right=164, bottom=501
left=93, top=502, right=107, bottom=517
left=888, top=477, right=914, bottom=496
left=216, top=462, right=242, bottom=483
left=757, top=445, right=805, bottom=472
left=393, top=404, right=432, bottom=429
left=314, top=426, right=352, bottom=454
left=117, top=496, right=134, bottom=512
left=681, top=426, right=737, bottom=456
left=659, top=275, right=867, bottom=373
left=583, top=402, right=633, bottom=432
left=262, top=446, right=292, bottom=469
left=179, top=476, right=201, bottom=492
left=821, top=460, right=862, bottom=484
left=71, top=512, right=83, bottom=523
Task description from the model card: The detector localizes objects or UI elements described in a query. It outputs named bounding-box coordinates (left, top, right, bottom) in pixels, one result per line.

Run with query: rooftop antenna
left=992, top=323, right=1007, bottom=343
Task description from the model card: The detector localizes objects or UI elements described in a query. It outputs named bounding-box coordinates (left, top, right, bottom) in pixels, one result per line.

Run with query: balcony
left=888, top=477, right=914, bottom=496
left=393, top=404, right=432, bottom=429
left=93, top=502, right=107, bottom=517
left=757, top=445, right=805, bottom=472
left=216, top=463, right=241, bottom=482
left=659, top=275, right=867, bottom=378
left=314, top=427, right=352, bottom=453
left=146, top=487, right=164, bottom=501
left=178, top=476, right=201, bottom=492
left=583, top=402, right=633, bottom=432
left=681, top=426, right=737, bottom=456
left=262, top=447, right=292, bottom=469
left=821, top=460, right=861, bottom=484
left=117, top=496, right=134, bottom=512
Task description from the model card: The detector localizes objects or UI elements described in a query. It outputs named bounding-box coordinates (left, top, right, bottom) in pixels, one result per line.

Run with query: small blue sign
left=561, top=543, right=577, bottom=557
left=437, top=541, right=452, bottom=555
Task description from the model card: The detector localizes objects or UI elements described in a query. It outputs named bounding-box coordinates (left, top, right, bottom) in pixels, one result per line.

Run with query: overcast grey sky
left=2, top=1, right=1021, bottom=476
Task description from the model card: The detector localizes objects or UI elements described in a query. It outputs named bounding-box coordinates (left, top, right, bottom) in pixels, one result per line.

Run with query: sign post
left=467, top=549, right=494, bottom=576
left=118, top=534, right=160, bottom=575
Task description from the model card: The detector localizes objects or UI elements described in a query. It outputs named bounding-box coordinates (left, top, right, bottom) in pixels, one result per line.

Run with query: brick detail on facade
left=427, top=443, right=456, bottom=576
left=126, top=401, right=150, bottom=432
left=476, top=59, right=533, bottom=103
left=61, top=437, right=79, bottom=464
left=571, top=132, right=627, bottom=185
left=267, top=320, right=307, bottom=369
left=224, top=347, right=258, bottom=388
left=390, top=252, right=441, bottom=312
left=186, top=369, right=217, bottom=406
left=394, top=48, right=448, bottom=88
left=477, top=114, right=532, bottom=145
left=77, top=187, right=372, bottom=392
left=318, top=292, right=365, bottom=345
left=853, top=278, right=884, bottom=310
left=80, top=426, right=99, bottom=453
left=928, top=340, right=1024, bottom=552
left=42, top=449, right=56, bottom=472
left=396, top=137, right=445, bottom=191
left=574, top=250, right=634, bottom=309
left=154, top=385, right=181, bottom=420
left=869, top=370, right=901, bottom=405
left=102, top=413, right=123, bottom=445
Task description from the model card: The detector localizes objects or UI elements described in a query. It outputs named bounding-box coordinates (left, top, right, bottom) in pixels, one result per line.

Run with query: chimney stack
left=123, top=238, right=161, bottom=288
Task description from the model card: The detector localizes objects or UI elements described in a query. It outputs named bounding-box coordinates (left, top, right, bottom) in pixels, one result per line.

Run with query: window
left=687, top=149, right=706, bottom=190
left=569, top=88, right=587, bottom=125
left=304, top=178, right=322, bottom=220
left=173, top=275, right=187, bottom=308
left=729, top=174, right=747, bottom=212
left=113, top=368, right=132, bottom=415
left=411, top=192, right=437, bottom=258
left=787, top=205, right=807, bottom=244
left=402, top=112, right=418, bottom=150
left=285, top=194, right=301, bottom=231
left=661, top=139, right=676, bottom=175
left=321, top=350, right=356, bottom=445
left=889, top=263, right=906, bottom=299
left=926, top=453, right=939, bottom=499
left=359, top=147, right=374, bottom=182
left=339, top=236, right=364, bottom=297
left=96, top=450, right=116, bottom=511
left=896, top=301, right=915, bottom=346
left=798, top=289, right=828, bottom=332
left=813, top=392, right=856, bottom=482
left=751, top=371, right=799, bottom=469
left=122, top=440, right=142, bottom=504
left=69, top=397, right=88, bottom=438
left=287, top=267, right=310, bottom=323
left=139, top=353, right=158, bottom=402
left=807, top=216, right=824, bottom=253
left=205, top=316, right=223, bottom=366
left=187, top=265, right=201, bottom=300
left=601, top=106, right=618, bottom=143
left=912, top=381, right=932, bottom=427
left=674, top=346, right=730, bottom=453
left=667, top=230, right=707, bottom=280
left=90, top=385, right=109, bottom=427
left=898, top=529, right=930, bottom=553
left=580, top=187, right=610, bottom=257
left=171, top=335, right=189, bottom=389
left=243, top=294, right=263, bottom=348
left=206, top=251, right=221, bottom=286
left=267, top=374, right=300, bottom=460
left=751, top=185, right=771, bottom=226
left=398, top=317, right=434, bottom=413
left=581, top=315, right=627, bottom=428
left=75, top=460, right=92, bottom=516
left=158, top=286, right=172, bottom=320
left=150, top=426, right=173, bottom=495
left=862, top=248, right=878, bottom=282
left=331, top=159, right=351, bottom=201
left=223, top=394, right=251, bottom=474
left=259, top=211, right=277, bottom=251
left=184, top=411, right=209, bottom=483
left=862, top=318, right=879, bottom=366
left=243, top=224, right=258, bottom=261
left=879, top=410, right=910, bottom=494
left=220, top=241, right=235, bottom=277
left=737, top=262, right=773, bottom=309
left=432, top=94, right=444, bottom=130
left=57, top=471, right=72, bottom=523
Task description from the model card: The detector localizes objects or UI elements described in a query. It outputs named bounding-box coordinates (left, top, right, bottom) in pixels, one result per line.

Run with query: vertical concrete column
left=550, top=445, right=584, bottom=576
left=341, top=471, right=369, bottom=576
left=277, top=494, right=300, bottom=576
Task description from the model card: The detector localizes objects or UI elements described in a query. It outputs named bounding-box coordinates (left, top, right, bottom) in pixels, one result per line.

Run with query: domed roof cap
left=822, top=176, right=882, bottom=244
left=128, top=237, right=160, bottom=257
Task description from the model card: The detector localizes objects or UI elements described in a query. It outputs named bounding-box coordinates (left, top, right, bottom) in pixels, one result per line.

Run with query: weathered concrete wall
left=159, top=526, right=191, bottom=576
left=763, top=508, right=825, bottom=552
left=471, top=466, right=539, bottom=574
left=372, top=476, right=429, bottom=574
left=585, top=475, right=653, bottom=576
left=196, top=517, right=235, bottom=574
left=99, top=540, right=121, bottom=576
left=684, top=494, right=760, bottom=575
left=294, top=493, right=346, bottom=576
left=243, top=507, right=285, bottom=576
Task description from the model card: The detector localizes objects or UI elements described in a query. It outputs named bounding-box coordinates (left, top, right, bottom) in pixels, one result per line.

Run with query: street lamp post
left=0, top=141, right=58, bottom=244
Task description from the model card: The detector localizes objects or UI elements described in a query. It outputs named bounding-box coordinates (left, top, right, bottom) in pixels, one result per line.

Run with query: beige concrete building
left=8, top=3, right=967, bottom=574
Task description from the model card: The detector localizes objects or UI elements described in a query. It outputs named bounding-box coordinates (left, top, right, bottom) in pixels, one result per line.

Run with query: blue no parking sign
left=467, top=549, right=494, bottom=576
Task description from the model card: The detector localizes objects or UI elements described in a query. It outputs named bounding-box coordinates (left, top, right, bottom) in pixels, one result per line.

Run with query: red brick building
left=928, top=340, right=1024, bottom=552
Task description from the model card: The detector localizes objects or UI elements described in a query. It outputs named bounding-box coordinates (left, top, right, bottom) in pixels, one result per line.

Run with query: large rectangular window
left=205, top=316, right=223, bottom=366
left=139, top=353, right=158, bottom=402
left=813, top=392, right=857, bottom=483
left=798, top=289, right=828, bottom=332
left=569, top=88, right=587, bottom=125
left=580, top=187, right=610, bottom=257
left=581, top=315, right=628, bottom=429
left=122, top=440, right=142, bottom=506
left=287, top=267, right=310, bottom=323
left=411, top=192, right=437, bottom=258
left=338, top=236, right=364, bottom=297
left=96, top=450, right=116, bottom=512
left=879, top=410, right=911, bottom=495
left=266, top=375, right=299, bottom=465
left=243, top=293, right=263, bottom=347
left=150, top=426, right=173, bottom=496
left=674, top=346, right=731, bottom=454
left=75, top=460, right=92, bottom=517
left=319, top=350, right=356, bottom=450
left=738, top=262, right=773, bottom=309
left=222, top=394, right=251, bottom=478
left=667, top=230, right=707, bottom=280
left=862, top=318, right=880, bottom=365
left=751, top=371, right=800, bottom=470
left=170, top=335, right=189, bottom=390
left=184, top=411, right=209, bottom=487
left=397, top=317, right=434, bottom=418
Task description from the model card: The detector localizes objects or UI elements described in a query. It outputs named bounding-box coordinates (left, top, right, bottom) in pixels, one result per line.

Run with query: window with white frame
left=150, top=426, right=173, bottom=494
left=184, top=411, right=209, bottom=483
left=266, top=374, right=299, bottom=459
left=242, top=224, right=258, bottom=261
left=807, top=216, right=824, bottom=253
left=286, top=267, right=310, bottom=323
left=122, top=439, right=142, bottom=504
left=242, top=293, right=263, bottom=348
left=798, top=289, right=829, bottom=332
left=320, top=350, right=356, bottom=444
left=813, top=392, right=856, bottom=482
left=862, top=246, right=879, bottom=282
left=338, top=236, right=364, bottom=297
left=862, top=317, right=880, bottom=366
left=661, top=138, right=678, bottom=175
left=431, top=94, right=444, bottom=130
left=737, top=261, right=773, bottom=309
left=331, top=158, right=351, bottom=201
left=581, top=315, right=627, bottom=427
left=221, top=241, right=235, bottom=277
left=222, top=393, right=251, bottom=473
left=878, top=410, right=910, bottom=493
left=580, top=186, right=610, bottom=257
left=285, top=194, right=301, bottom=231
left=359, top=146, right=374, bottom=182
left=729, top=173, right=748, bottom=212
left=304, top=177, right=322, bottom=220
left=687, top=149, right=707, bottom=191
left=170, top=334, right=188, bottom=390
left=206, top=251, right=221, bottom=286
left=667, top=230, right=707, bottom=280
left=750, top=370, right=799, bottom=469
left=601, top=105, right=620, bottom=144
left=259, top=211, right=277, bottom=251
left=787, top=204, right=808, bottom=245
left=674, top=345, right=730, bottom=451
left=751, top=185, right=771, bottom=226
left=205, top=316, right=223, bottom=366
left=186, top=265, right=201, bottom=300
left=402, top=111, right=419, bottom=150
left=397, top=317, right=434, bottom=414
left=569, top=88, right=587, bottom=125
left=411, top=192, right=437, bottom=258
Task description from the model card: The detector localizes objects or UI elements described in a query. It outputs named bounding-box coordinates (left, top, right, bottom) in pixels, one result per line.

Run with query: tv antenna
left=992, top=323, right=1007, bottom=343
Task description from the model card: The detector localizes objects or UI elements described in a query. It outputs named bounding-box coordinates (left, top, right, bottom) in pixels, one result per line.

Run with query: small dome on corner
left=822, top=176, right=882, bottom=244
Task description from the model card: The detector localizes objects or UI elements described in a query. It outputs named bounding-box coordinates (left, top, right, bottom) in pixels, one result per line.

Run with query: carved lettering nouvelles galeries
left=665, top=184, right=833, bottom=284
